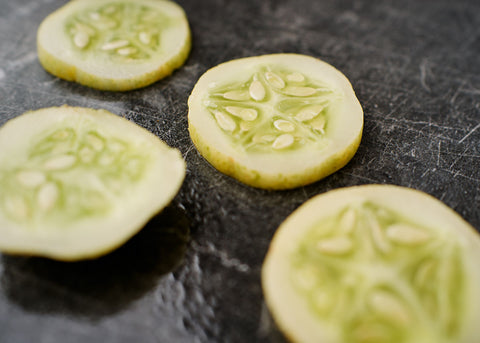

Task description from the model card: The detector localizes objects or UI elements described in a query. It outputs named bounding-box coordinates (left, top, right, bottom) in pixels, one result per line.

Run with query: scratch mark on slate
left=6, top=52, right=37, bottom=70
left=419, top=59, right=431, bottom=92
left=450, top=80, right=466, bottom=105
left=437, top=141, right=442, bottom=166
left=339, top=171, right=379, bottom=183
left=192, top=241, right=250, bottom=273
left=459, top=123, right=480, bottom=144
left=443, top=169, right=480, bottom=183
left=449, top=146, right=469, bottom=171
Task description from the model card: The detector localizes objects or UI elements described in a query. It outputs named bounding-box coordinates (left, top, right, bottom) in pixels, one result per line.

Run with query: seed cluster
left=0, top=125, right=147, bottom=224
left=291, top=202, right=464, bottom=343
left=205, top=67, right=335, bottom=152
left=66, top=3, right=168, bottom=60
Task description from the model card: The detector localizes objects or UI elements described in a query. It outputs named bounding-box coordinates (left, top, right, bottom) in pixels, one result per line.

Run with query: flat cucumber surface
left=262, top=185, right=480, bottom=343
left=0, top=106, right=185, bottom=260
left=188, top=54, right=363, bottom=190
left=37, top=0, right=191, bottom=91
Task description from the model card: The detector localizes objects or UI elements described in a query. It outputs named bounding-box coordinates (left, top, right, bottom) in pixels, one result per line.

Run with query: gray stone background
left=0, top=0, right=479, bottom=342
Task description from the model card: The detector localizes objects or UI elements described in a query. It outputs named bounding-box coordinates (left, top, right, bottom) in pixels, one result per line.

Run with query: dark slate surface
left=0, top=0, right=479, bottom=342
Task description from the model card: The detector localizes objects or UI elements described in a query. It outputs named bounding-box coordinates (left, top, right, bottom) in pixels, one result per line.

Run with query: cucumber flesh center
left=291, top=202, right=465, bottom=342
left=66, top=2, right=172, bottom=61
left=204, top=66, right=340, bottom=152
left=0, top=123, right=149, bottom=226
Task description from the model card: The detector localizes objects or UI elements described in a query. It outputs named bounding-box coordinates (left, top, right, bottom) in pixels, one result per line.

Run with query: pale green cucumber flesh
left=65, top=1, right=172, bottom=61
left=291, top=201, right=465, bottom=343
left=204, top=66, right=339, bottom=152
left=0, top=120, right=149, bottom=226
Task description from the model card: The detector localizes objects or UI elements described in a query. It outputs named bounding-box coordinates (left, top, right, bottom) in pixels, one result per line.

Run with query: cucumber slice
left=188, top=54, right=363, bottom=190
left=262, top=185, right=480, bottom=343
left=0, top=106, right=185, bottom=260
left=37, top=0, right=191, bottom=91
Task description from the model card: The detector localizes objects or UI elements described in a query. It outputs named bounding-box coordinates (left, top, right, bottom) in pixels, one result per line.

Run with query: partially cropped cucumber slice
left=37, top=0, right=191, bottom=91
left=188, top=54, right=363, bottom=190
left=262, top=185, right=480, bottom=343
left=0, top=106, right=185, bottom=260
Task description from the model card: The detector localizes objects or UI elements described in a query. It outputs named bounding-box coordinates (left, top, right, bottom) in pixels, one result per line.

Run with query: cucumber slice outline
left=262, top=185, right=480, bottom=343
left=0, top=106, right=185, bottom=261
left=188, top=54, right=363, bottom=190
left=37, top=0, right=191, bottom=91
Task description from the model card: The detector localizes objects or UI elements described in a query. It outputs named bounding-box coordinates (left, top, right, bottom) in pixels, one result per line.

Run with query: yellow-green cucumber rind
left=0, top=106, right=186, bottom=260
left=188, top=124, right=362, bottom=190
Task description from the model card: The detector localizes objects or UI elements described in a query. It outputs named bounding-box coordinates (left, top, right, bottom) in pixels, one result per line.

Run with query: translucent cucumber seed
left=139, top=32, right=151, bottom=45
left=386, top=224, right=431, bottom=245
left=223, top=90, right=250, bottom=101
left=414, top=260, right=436, bottom=287
left=284, top=86, right=317, bottom=97
left=316, top=236, right=353, bottom=255
left=101, top=40, right=129, bottom=51
left=214, top=111, right=236, bottom=132
left=225, top=106, right=258, bottom=121
left=75, top=23, right=95, bottom=36
left=74, top=31, right=90, bottom=49
left=311, top=117, right=326, bottom=133
left=79, top=146, right=95, bottom=163
left=312, top=289, right=335, bottom=313
left=37, top=182, right=59, bottom=211
left=253, top=134, right=276, bottom=144
left=43, top=154, right=77, bottom=170
left=294, top=266, right=318, bottom=290
left=98, top=153, right=115, bottom=166
left=295, top=104, right=324, bottom=122
left=369, top=291, right=411, bottom=325
left=240, top=121, right=253, bottom=132
left=272, top=134, right=294, bottom=149
left=249, top=80, right=266, bottom=101
left=287, top=72, right=305, bottom=82
left=86, top=132, right=104, bottom=151
left=339, top=209, right=356, bottom=233
left=89, top=11, right=101, bottom=20
left=117, top=47, right=137, bottom=56
left=16, top=170, right=46, bottom=188
left=265, top=71, right=285, bottom=89
left=52, top=128, right=73, bottom=140
left=367, top=212, right=391, bottom=253
left=274, top=119, right=295, bottom=132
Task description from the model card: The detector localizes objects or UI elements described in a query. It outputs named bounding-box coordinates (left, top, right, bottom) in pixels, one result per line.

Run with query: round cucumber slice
left=188, top=54, right=363, bottom=190
left=37, top=0, right=191, bottom=91
left=0, top=106, right=185, bottom=260
left=262, top=185, right=480, bottom=343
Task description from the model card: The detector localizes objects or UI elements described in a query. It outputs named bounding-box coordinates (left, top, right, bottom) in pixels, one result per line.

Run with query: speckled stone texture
left=0, top=0, right=479, bottom=342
